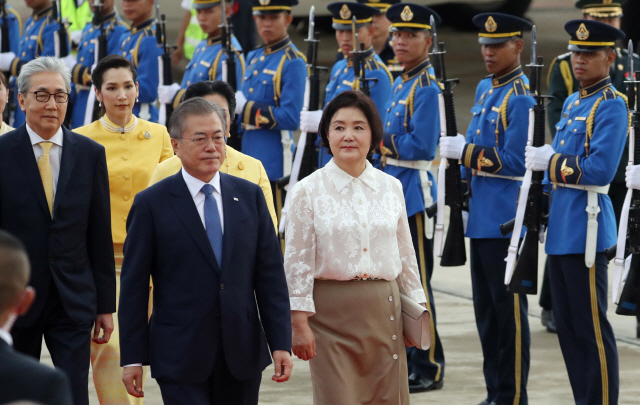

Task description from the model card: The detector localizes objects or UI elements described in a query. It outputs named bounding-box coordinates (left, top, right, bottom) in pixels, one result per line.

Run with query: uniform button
left=481, top=108, right=485, bottom=114
left=363, top=248, right=368, bottom=252
left=388, top=296, right=393, bottom=302
left=187, top=81, right=191, bottom=86
left=353, top=179, right=359, bottom=183
left=390, top=315, right=395, bottom=321
left=259, top=56, right=265, bottom=61
left=343, top=68, right=348, bottom=73
left=392, top=335, right=397, bottom=340
left=122, top=156, right=128, bottom=160
left=124, top=175, right=130, bottom=180
left=83, top=41, right=88, bottom=46
left=220, top=283, right=225, bottom=289
left=561, top=140, right=565, bottom=145
left=391, top=102, right=395, bottom=107
left=574, top=129, right=577, bottom=132
left=556, top=126, right=560, bottom=130
left=387, top=122, right=390, bottom=127
left=199, top=73, right=203, bottom=77
left=398, top=84, right=403, bottom=90
left=488, top=89, right=493, bottom=95
left=393, top=354, right=398, bottom=360
left=120, top=135, right=126, bottom=140
left=263, top=80, right=267, bottom=85
left=249, top=88, right=254, bottom=93
left=253, top=70, right=258, bottom=76
left=476, top=129, right=481, bottom=135
left=80, top=56, right=84, bottom=62
left=491, top=119, right=495, bottom=123
left=575, top=100, right=580, bottom=106
left=123, top=196, right=129, bottom=201
left=568, top=119, right=572, bottom=125
left=395, top=112, right=399, bottom=116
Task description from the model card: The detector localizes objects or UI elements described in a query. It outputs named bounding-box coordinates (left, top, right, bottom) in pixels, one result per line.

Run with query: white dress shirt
left=181, top=168, right=224, bottom=233
left=27, top=124, right=63, bottom=200
left=0, top=326, right=13, bottom=346
left=284, top=159, right=428, bottom=314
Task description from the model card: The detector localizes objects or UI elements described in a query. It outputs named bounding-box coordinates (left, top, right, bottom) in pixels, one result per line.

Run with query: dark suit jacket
left=0, top=338, right=73, bottom=405
left=119, top=171, right=291, bottom=382
left=0, top=125, right=116, bottom=328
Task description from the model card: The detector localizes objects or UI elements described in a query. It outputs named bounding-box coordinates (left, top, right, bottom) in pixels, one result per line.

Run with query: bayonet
left=221, top=0, right=227, bottom=30
left=307, top=5, right=314, bottom=42
left=531, top=25, right=537, bottom=67
left=430, top=15, right=437, bottom=53
left=630, top=40, right=635, bottom=111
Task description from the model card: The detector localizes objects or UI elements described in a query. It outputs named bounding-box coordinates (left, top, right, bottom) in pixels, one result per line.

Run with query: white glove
left=462, top=210, right=469, bottom=234
left=300, top=110, right=323, bottom=132
left=235, top=91, right=247, bottom=115
left=70, top=30, right=83, bottom=47
left=626, top=164, right=640, bottom=190
left=0, top=52, right=16, bottom=72
left=439, top=134, right=466, bottom=160
left=62, top=54, right=77, bottom=70
left=158, top=83, right=181, bottom=104
left=525, top=145, right=555, bottom=171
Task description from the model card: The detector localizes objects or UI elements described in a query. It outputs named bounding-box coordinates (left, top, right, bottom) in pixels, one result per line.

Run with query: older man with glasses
left=0, top=56, right=116, bottom=405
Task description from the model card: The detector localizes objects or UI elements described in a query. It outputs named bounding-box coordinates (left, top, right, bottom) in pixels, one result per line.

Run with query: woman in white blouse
left=0, top=73, right=14, bottom=134
left=284, top=91, right=428, bottom=404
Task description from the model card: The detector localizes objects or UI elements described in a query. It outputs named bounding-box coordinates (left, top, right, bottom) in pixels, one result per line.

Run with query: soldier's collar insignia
left=340, top=4, right=351, bottom=20
left=576, top=23, right=589, bottom=41
left=400, top=6, right=413, bottom=22
left=259, top=0, right=270, bottom=5
left=485, top=16, right=497, bottom=33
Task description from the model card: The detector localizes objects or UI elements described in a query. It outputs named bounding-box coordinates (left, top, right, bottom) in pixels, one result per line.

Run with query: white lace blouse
left=284, top=159, right=428, bottom=314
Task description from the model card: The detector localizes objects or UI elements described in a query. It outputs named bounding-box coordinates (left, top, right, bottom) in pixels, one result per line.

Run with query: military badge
left=259, top=0, right=270, bottom=5
left=485, top=16, right=497, bottom=33
left=576, top=23, right=589, bottom=41
left=340, top=4, right=351, bottom=20
left=400, top=6, right=414, bottom=22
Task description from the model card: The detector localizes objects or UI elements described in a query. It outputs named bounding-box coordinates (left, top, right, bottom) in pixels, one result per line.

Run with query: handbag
left=400, top=293, right=431, bottom=350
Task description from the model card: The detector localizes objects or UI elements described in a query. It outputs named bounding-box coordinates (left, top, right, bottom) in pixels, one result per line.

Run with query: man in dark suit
left=0, top=57, right=116, bottom=405
left=119, top=97, right=293, bottom=405
left=0, top=229, right=73, bottom=405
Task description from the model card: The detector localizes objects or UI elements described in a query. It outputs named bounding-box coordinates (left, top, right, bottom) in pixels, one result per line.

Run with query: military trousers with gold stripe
left=548, top=253, right=619, bottom=405
left=405, top=213, right=446, bottom=383
left=470, top=238, right=530, bottom=405
left=91, top=244, right=149, bottom=405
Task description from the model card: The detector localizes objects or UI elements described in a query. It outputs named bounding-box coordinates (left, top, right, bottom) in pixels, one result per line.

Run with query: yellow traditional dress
left=0, top=121, right=14, bottom=134
left=75, top=115, right=173, bottom=405
left=149, top=146, right=278, bottom=231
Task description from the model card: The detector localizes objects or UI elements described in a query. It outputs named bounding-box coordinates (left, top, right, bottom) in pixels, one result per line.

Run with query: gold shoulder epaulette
left=512, top=78, right=527, bottom=96
left=602, top=87, right=617, bottom=101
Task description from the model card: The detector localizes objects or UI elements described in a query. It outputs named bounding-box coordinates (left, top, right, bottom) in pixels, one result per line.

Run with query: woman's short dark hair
left=318, top=90, right=383, bottom=156
left=183, top=81, right=237, bottom=121
left=91, top=55, right=138, bottom=117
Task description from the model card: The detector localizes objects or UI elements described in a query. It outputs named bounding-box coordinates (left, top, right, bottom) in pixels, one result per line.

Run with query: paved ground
left=11, top=0, right=640, bottom=404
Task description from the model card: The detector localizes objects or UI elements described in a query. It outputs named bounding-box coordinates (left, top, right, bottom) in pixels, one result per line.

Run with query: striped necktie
left=38, top=142, right=54, bottom=216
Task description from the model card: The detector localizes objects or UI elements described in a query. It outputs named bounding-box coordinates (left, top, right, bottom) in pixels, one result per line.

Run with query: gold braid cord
left=585, top=96, right=603, bottom=157
left=496, top=88, right=514, bottom=145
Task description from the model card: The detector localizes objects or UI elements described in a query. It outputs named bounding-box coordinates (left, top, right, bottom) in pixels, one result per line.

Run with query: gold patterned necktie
left=38, top=141, right=54, bottom=216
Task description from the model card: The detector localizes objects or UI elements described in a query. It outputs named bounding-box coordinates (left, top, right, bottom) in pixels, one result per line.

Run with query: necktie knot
left=201, top=184, right=214, bottom=196
left=40, top=141, right=53, bottom=154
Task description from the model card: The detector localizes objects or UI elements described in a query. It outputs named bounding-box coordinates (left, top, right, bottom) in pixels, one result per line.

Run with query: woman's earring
left=98, top=101, right=102, bottom=107
left=136, top=98, right=139, bottom=103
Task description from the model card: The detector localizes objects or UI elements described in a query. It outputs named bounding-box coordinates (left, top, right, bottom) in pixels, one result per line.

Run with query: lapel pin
left=234, top=197, right=239, bottom=201
left=144, top=131, right=151, bottom=139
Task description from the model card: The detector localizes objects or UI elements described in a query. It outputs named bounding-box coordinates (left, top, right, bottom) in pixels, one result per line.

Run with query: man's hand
left=300, top=110, right=323, bottom=133
left=122, top=366, right=144, bottom=397
left=291, top=312, right=316, bottom=361
left=272, top=350, right=293, bottom=383
left=92, top=314, right=114, bottom=344
left=235, top=91, right=247, bottom=115
left=626, top=164, right=640, bottom=190
left=158, top=83, right=181, bottom=104
left=439, top=134, right=466, bottom=160
left=0, top=52, right=16, bottom=72
left=525, top=145, right=555, bottom=171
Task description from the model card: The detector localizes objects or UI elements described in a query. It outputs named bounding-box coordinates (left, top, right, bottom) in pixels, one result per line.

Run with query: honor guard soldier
left=0, top=0, right=70, bottom=127
left=526, top=20, right=627, bottom=405
left=0, top=3, right=21, bottom=55
left=158, top=0, right=245, bottom=115
left=119, top=0, right=162, bottom=122
left=439, top=13, right=533, bottom=405
left=236, top=0, right=306, bottom=219
left=379, top=3, right=445, bottom=394
left=300, top=1, right=392, bottom=169
left=66, top=0, right=129, bottom=129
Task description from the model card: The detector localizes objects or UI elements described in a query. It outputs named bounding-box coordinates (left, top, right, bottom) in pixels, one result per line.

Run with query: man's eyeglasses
left=183, top=135, right=227, bottom=148
left=32, top=91, right=69, bottom=104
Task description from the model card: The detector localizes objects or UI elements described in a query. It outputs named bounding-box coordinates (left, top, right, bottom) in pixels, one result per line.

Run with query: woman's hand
left=291, top=311, right=316, bottom=361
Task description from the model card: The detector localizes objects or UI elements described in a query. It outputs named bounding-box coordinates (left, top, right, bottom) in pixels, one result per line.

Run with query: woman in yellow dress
left=75, top=54, right=173, bottom=405
left=0, top=73, right=14, bottom=134
left=149, top=80, right=277, bottom=230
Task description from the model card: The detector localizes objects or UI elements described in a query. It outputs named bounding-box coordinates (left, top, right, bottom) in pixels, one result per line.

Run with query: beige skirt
left=308, top=279, right=410, bottom=405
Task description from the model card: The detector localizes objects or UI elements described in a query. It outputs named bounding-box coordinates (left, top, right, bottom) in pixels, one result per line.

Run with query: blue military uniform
left=379, top=3, right=445, bottom=393
left=69, top=12, right=129, bottom=129
left=459, top=13, right=534, bottom=405
left=172, top=35, right=245, bottom=108
left=0, top=5, right=21, bottom=54
left=9, top=5, right=70, bottom=127
left=318, top=2, right=392, bottom=168
left=118, top=18, right=162, bottom=122
left=540, top=20, right=628, bottom=405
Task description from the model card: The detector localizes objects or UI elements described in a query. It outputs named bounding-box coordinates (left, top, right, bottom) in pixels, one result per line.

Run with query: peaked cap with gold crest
left=472, top=12, right=532, bottom=45
left=385, top=3, right=441, bottom=32
left=564, top=19, right=625, bottom=52
left=576, top=0, right=626, bottom=18
left=193, top=0, right=222, bottom=9
left=356, top=0, right=400, bottom=14
left=328, top=2, right=378, bottom=30
left=251, top=0, right=298, bottom=15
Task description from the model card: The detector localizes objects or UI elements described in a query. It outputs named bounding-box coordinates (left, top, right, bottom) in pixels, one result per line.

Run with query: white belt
left=553, top=182, right=610, bottom=268
left=474, top=170, right=524, bottom=182
left=281, top=130, right=293, bottom=179
left=386, top=158, right=434, bottom=239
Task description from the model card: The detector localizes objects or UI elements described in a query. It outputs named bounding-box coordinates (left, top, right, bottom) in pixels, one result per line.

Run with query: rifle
left=427, top=15, right=467, bottom=267
left=277, top=6, right=325, bottom=234
left=0, top=0, right=13, bottom=124
left=155, top=1, right=173, bottom=125
left=500, top=26, right=550, bottom=294
left=52, top=0, right=70, bottom=58
left=351, top=16, right=376, bottom=97
left=220, top=0, right=241, bottom=150
left=609, top=40, right=640, bottom=315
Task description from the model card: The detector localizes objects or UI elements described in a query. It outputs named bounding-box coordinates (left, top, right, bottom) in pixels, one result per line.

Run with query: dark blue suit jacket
left=119, top=171, right=291, bottom=382
left=0, top=125, right=116, bottom=328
